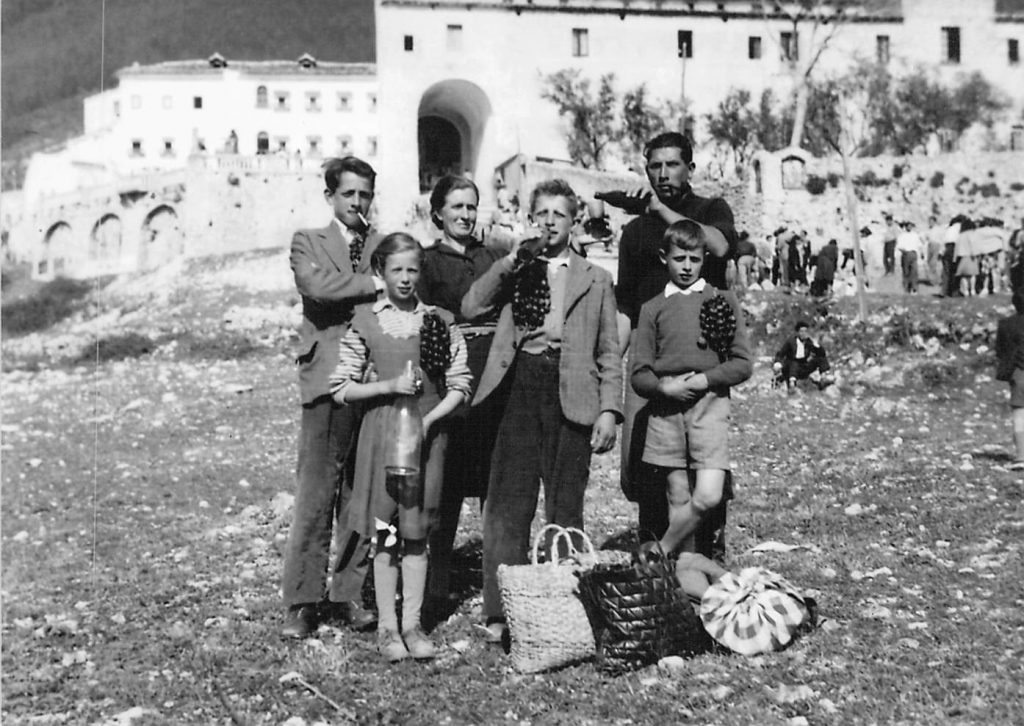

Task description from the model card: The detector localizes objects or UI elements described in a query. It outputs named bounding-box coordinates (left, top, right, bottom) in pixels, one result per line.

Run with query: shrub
left=854, top=169, right=886, bottom=187
left=913, top=361, right=961, bottom=389
left=970, top=182, right=1000, bottom=198
left=172, top=331, right=258, bottom=360
left=827, top=172, right=840, bottom=188
left=1009, top=182, right=1024, bottom=192
left=892, top=163, right=903, bottom=179
left=75, top=332, right=156, bottom=364
left=929, top=171, right=945, bottom=189
left=1, top=277, right=91, bottom=336
left=805, top=174, right=828, bottom=195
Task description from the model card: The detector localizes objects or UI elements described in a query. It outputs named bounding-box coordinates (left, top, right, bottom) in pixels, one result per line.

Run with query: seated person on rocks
left=773, top=320, right=833, bottom=391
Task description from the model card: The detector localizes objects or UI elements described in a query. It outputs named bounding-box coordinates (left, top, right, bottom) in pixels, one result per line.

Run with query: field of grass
left=2, top=285, right=1023, bottom=725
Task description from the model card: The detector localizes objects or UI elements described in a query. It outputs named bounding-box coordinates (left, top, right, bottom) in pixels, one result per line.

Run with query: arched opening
left=140, top=206, right=183, bottom=270
left=90, top=213, right=123, bottom=261
left=256, top=131, right=270, bottom=155
left=41, top=222, right=72, bottom=277
left=417, top=116, right=462, bottom=192
left=256, top=85, right=268, bottom=109
left=417, top=79, right=492, bottom=194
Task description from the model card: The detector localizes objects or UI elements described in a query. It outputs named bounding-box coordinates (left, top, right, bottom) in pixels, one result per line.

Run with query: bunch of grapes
left=698, top=294, right=737, bottom=359
left=512, top=259, right=551, bottom=330
left=419, top=311, right=451, bottom=379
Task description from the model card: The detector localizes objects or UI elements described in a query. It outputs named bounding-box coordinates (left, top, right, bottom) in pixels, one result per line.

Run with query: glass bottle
left=384, top=361, right=425, bottom=539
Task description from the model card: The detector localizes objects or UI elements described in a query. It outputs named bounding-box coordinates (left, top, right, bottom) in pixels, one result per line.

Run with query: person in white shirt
left=895, top=220, right=925, bottom=293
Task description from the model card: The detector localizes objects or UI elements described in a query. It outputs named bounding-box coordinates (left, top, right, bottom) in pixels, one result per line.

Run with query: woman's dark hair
left=371, top=232, right=422, bottom=273
left=428, top=175, right=479, bottom=230
left=323, top=156, right=376, bottom=194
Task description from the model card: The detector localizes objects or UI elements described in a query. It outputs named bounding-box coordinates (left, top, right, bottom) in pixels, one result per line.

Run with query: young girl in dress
left=329, top=232, right=471, bottom=662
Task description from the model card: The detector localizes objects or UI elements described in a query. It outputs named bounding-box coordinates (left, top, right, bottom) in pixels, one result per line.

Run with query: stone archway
left=417, top=79, right=492, bottom=193
left=90, top=213, right=123, bottom=262
left=140, top=205, right=183, bottom=270
left=41, top=222, right=72, bottom=277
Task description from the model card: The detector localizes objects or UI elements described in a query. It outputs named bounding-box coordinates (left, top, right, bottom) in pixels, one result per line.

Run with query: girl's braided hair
left=419, top=311, right=451, bottom=380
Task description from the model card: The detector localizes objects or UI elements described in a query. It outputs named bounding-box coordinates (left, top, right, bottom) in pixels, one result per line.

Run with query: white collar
left=332, top=218, right=362, bottom=241
left=664, top=278, right=706, bottom=297
left=543, top=253, right=571, bottom=269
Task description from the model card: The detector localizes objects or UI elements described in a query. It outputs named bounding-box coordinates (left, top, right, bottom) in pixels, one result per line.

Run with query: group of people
left=280, top=133, right=754, bottom=663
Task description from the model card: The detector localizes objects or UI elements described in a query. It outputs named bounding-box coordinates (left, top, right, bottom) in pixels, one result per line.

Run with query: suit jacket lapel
left=563, top=253, right=594, bottom=320
left=319, top=222, right=349, bottom=272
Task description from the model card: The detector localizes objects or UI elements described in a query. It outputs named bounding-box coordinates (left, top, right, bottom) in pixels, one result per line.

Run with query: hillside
left=0, top=0, right=375, bottom=188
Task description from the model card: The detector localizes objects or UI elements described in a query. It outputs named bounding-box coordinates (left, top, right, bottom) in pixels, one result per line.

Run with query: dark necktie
left=349, top=230, right=366, bottom=267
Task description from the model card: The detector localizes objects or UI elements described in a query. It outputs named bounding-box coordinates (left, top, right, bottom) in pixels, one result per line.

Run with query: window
left=256, top=86, right=268, bottom=108
left=748, top=36, right=762, bottom=59
left=275, top=137, right=288, bottom=152
left=193, top=96, right=203, bottom=109
left=338, top=135, right=352, bottom=154
left=876, top=35, right=890, bottom=64
left=113, top=101, right=121, bottom=118
left=130, top=139, right=143, bottom=157
left=367, top=93, right=378, bottom=112
left=678, top=30, right=693, bottom=59
left=942, top=26, right=961, bottom=63
left=367, top=136, right=378, bottom=156
left=1010, top=39, right=1020, bottom=65
left=161, top=95, right=173, bottom=110
left=256, top=132, right=269, bottom=155
left=306, top=92, right=321, bottom=112
left=162, top=139, right=175, bottom=157
left=572, top=28, right=589, bottom=57
left=130, top=94, right=142, bottom=110
left=404, top=35, right=414, bottom=51
left=447, top=24, right=463, bottom=51
left=275, top=92, right=290, bottom=111
left=308, top=136, right=322, bottom=155
left=337, top=92, right=352, bottom=111
left=781, top=31, right=799, bottom=62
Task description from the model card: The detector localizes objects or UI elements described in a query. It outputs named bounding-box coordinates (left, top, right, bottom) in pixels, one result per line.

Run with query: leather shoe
left=281, top=604, right=319, bottom=639
left=320, top=600, right=377, bottom=631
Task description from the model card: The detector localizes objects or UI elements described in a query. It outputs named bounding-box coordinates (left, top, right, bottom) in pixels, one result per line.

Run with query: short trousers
left=642, top=389, right=731, bottom=470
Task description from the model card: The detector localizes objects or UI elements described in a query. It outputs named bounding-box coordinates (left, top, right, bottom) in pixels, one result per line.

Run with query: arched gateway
left=417, top=79, right=492, bottom=192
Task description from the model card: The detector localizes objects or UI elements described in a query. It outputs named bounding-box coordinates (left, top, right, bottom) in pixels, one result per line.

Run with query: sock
left=400, top=551, right=428, bottom=633
left=374, top=550, right=400, bottom=633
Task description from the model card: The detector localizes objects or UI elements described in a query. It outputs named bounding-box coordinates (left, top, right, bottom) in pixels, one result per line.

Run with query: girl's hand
left=390, top=374, right=418, bottom=396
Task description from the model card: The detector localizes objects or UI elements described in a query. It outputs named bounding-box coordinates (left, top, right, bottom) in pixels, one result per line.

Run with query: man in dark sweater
left=615, top=132, right=737, bottom=560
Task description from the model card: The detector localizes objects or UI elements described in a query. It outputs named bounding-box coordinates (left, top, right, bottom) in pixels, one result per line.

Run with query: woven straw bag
left=497, top=524, right=597, bottom=673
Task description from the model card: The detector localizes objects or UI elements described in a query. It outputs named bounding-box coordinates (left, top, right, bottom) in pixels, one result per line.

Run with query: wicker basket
left=497, top=524, right=597, bottom=673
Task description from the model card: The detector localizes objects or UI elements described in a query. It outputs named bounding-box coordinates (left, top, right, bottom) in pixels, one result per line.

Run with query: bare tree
left=761, top=0, right=892, bottom=150
left=541, top=69, right=618, bottom=169
left=804, top=62, right=877, bottom=320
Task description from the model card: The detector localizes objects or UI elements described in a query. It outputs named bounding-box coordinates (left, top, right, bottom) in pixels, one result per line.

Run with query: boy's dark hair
left=530, top=178, right=579, bottom=218
left=429, top=175, right=479, bottom=230
left=371, top=231, right=422, bottom=273
left=643, top=132, right=693, bottom=164
left=795, top=320, right=811, bottom=331
left=323, top=156, right=376, bottom=194
left=660, top=219, right=705, bottom=254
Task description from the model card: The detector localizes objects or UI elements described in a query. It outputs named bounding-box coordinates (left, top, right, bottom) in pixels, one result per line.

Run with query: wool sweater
left=631, top=285, right=752, bottom=397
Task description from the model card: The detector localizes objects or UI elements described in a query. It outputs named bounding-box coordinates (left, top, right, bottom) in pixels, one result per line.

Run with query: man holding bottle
left=614, top=132, right=737, bottom=561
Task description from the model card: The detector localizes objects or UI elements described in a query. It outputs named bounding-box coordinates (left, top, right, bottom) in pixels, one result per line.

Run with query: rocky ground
left=2, top=252, right=1023, bottom=725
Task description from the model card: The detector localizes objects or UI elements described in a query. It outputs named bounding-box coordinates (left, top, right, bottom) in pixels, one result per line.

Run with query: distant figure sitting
left=773, top=321, right=832, bottom=392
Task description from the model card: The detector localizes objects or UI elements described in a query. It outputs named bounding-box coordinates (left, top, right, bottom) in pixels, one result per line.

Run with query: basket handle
left=530, top=524, right=596, bottom=566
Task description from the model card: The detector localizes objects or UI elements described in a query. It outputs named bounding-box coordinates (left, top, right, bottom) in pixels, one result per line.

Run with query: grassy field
left=2, top=276, right=1023, bottom=725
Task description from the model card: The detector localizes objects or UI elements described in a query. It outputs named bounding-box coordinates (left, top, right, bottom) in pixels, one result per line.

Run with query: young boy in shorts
left=631, top=220, right=753, bottom=556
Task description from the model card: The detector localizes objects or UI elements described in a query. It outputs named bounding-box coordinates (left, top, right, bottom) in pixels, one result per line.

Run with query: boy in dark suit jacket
left=282, top=156, right=385, bottom=638
left=995, top=291, right=1024, bottom=470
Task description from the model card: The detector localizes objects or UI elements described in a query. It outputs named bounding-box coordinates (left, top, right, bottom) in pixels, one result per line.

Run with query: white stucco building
left=373, top=0, right=1024, bottom=227
left=10, top=0, right=1024, bottom=274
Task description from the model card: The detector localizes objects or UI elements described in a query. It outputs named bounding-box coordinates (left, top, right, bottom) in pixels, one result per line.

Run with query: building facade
left=10, top=0, right=1023, bottom=275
